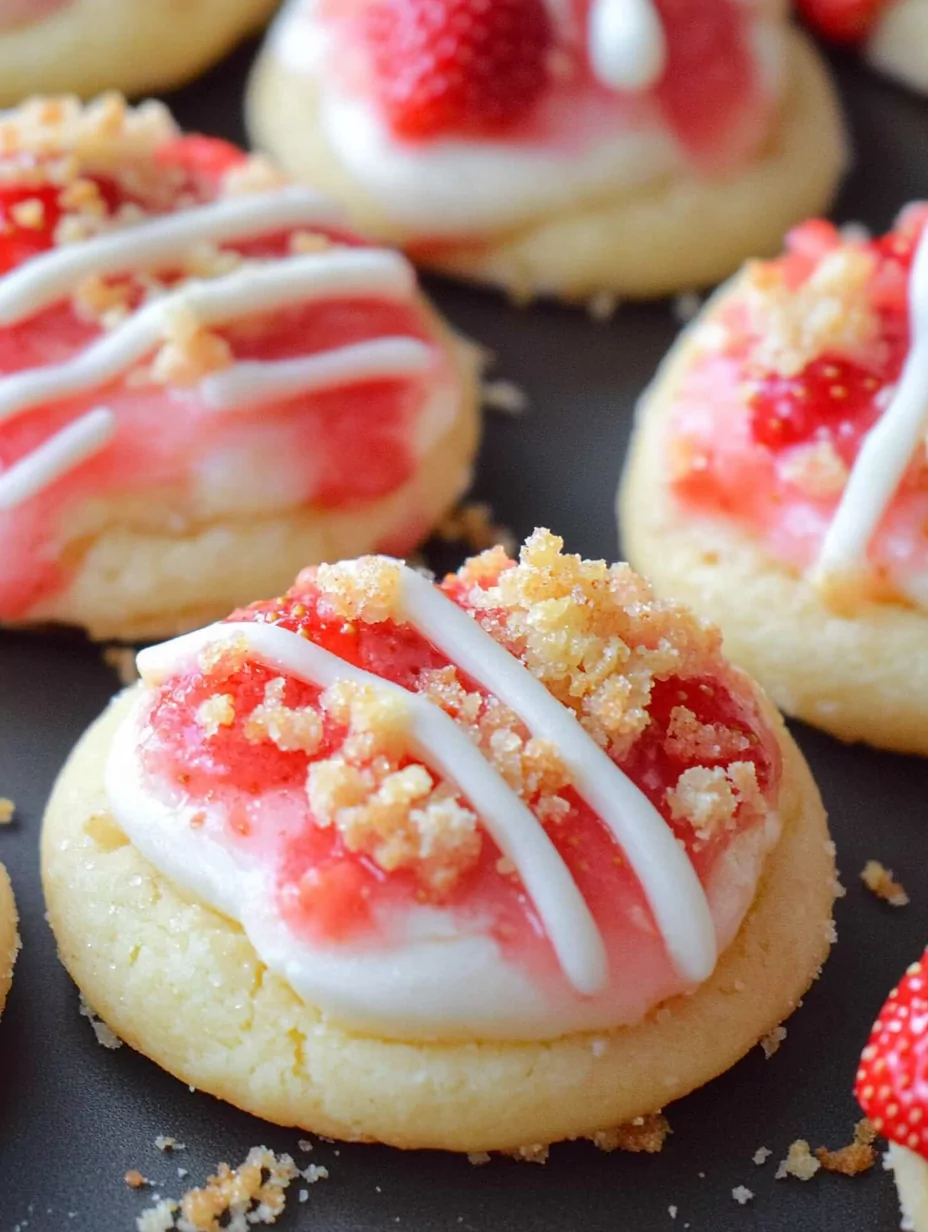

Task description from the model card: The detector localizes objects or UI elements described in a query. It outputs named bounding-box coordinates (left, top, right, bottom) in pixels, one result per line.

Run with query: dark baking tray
left=1, top=36, right=926, bottom=1231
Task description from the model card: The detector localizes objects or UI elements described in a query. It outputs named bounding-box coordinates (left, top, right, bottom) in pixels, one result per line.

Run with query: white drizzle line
left=588, top=0, right=667, bottom=93
left=395, top=567, right=717, bottom=984
left=814, top=226, right=928, bottom=591
left=0, top=249, right=418, bottom=426
left=137, top=620, right=610, bottom=998
left=199, top=337, right=434, bottom=411
left=0, top=406, right=115, bottom=511
left=0, top=186, right=343, bottom=327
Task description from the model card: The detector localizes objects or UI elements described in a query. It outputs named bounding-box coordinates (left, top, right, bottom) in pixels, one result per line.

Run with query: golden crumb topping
left=0, top=94, right=177, bottom=173
left=195, top=694, right=235, bottom=739
left=742, top=246, right=881, bottom=377
left=245, top=678, right=323, bottom=755
left=665, top=761, right=763, bottom=842
left=314, top=556, right=405, bottom=624
left=779, top=440, right=850, bottom=500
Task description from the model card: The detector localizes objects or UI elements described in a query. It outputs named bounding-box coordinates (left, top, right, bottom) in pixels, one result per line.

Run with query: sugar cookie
left=247, top=0, right=847, bottom=301
left=0, top=0, right=278, bottom=104
left=621, top=206, right=928, bottom=754
left=43, top=531, right=834, bottom=1151
left=799, top=0, right=928, bottom=95
left=0, top=96, right=479, bottom=642
left=857, top=949, right=928, bottom=1231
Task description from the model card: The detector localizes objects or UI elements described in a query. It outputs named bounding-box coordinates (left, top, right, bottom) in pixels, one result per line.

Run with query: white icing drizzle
left=199, top=337, right=435, bottom=411
left=0, top=186, right=343, bottom=327
left=395, top=567, right=717, bottom=984
left=0, top=406, right=114, bottom=510
left=136, top=563, right=719, bottom=991
left=588, top=0, right=667, bottom=93
left=137, top=620, right=610, bottom=998
left=0, top=249, right=418, bottom=427
left=815, top=226, right=928, bottom=588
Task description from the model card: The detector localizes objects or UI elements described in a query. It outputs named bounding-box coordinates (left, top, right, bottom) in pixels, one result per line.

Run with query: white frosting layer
left=268, top=0, right=787, bottom=236
left=103, top=568, right=781, bottom=1041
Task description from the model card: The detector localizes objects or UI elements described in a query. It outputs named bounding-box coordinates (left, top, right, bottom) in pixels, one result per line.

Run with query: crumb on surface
left=155, top=1137, right=186, bottom=1152
left=436, top=501, right=517, bottom=557
left=467, top=1152, right=492, bottom=1167
left=672, top=292, right=702, bottom=325
left=587, top=291, right=619, bottom=322
left=501, top=1143, right=550, bottom=1164
left=591, top=1114, right=670, bottom=1154
left=78, top=994, right=122, bottom=1050
left=668, top=1206, right=678, bottom=1221
left=753, top=1147, right=772, bottom=1166
left=861, top=860, right=909, bottom=907
left=102, top=645, right=140, bottom=686
left=760, top=1025, right=787, bottom=1060
left=125, top=1170, right=148, bottom=1189
left=815, top=1120, right=878, bottom=1176
left=481, top=379, right=529, bottom=416
left=0, top=797, right=14, bottom=824
left=776, top=1139, right=821, bottom=1181
left=731, top=1186, right=753, bottom=1205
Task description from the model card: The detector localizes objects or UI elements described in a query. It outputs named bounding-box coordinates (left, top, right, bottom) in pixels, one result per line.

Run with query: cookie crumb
left=776, top=1139, right=821, bottom=1181
left=502, top=1143, right=549, bottom=1164
left=300, top=1164, right=329, bottom=1184
left=102, top=645, right=139, bottom=686
left=437, top=502, right=517, bottom=557
left=592, top=1113, right=670, bottom=1154
left=672, top=292, right=702, bottom=325
left=861, top=860, right=909, bottom=907
left=467, top=1153, right=492, bottom=1167
left=587, top=291, right=619, bottom=322
left=136, top=1198, right=178, bottom=1232
left=753, top=1147, right=772, bottom=1166
left=125, top=1170, right=148, bottom=1189
left=297, top=1140, right=313, bottom=1153
left=0, top=797, right=14, bottom=824
left=760, top=1025, right=787, bottom=1059
left=815, top=1119, right=878, bottom=1176
left=482, top=379, right=529, bottom=416
left=78, top=994, right=123, bottom=1049
left=731, top=1186, right=753, bottom=1205
left=668, top=1205, right=678, bottom=1220
left=137, top=1146, right=298, bottom=1232
left=154, top=1136, right=185, bottom=1152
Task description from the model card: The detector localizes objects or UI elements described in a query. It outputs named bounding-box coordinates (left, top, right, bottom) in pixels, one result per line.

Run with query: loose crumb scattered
left=78, top=994, right=123, bottom=1050
left=592, top=1114, right=670, bottom=1154
left=467, top=1153, right=492, bottom=1167
left=125, top=1171, right=148, bottom=1189
left=760, top=1025, right=787, bottom=1059
left=731, top=1186, right=754, bottom=1205
left=668, top=1205, right=678, bottom=1220
left=502, top=1143, right=550, bottom=1164
left=815, top=1120, right=878, bottom=1176
left=436, top=501, right=517, bottom=557
left=861, top=860, right=909, bottom=907
left=672, top=292, right=702, bottom=325
left=587, top=291, right=619, bottom=322
left=776, top=1140, right=821, bottom=1181
left=102, top=645, right=139, bottom=686
left=0, top=797, right=14, bottom=824
left=481, top=379, right=529, bottom=416
left=297, top=1140, right=313, bottom=1153
left=155, top=1136, right=186, bottom=1152
left=136, top=1198, right=178, bottom=1232
left=753, top=1147, right=772, bottom=1166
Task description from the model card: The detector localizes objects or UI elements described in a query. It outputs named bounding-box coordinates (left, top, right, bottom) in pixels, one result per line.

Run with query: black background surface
left=1, top=34, right=926, bottom=1232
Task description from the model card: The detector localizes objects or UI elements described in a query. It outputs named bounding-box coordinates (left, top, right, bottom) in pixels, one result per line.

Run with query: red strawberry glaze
left=856, top=950, right=928, bottom=1157
left=797, top=0, right=889, bottom=45
left=0, top=132, right=455, bottom=621
left=316, top=0, right=771, bottom=172
left=666, top=209, right=928, bottom=599
left=136, top=554, right=781, bottom=989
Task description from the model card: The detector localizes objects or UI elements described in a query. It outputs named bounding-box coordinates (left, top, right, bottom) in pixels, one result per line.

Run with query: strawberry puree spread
left=109, top=533, right=784, bottom=1039
left=666, top=208, right=928, bottom=606
left=276, top=0, right=783, bottom=237
left=0, top=98, right=461, bottom=622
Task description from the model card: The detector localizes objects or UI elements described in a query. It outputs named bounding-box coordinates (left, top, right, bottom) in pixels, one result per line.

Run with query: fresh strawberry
left=362, top=0, right=553, bottom=140
left=797, top=0, right=888, bottom=44
left=856, top=951, right=928, bottom=1156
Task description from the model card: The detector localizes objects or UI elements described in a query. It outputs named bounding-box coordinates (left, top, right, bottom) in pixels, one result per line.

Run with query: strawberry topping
left=797, top=0, right=888, bottom=44
left=856, top=952, right=928, bottom=1158
left=361, top=0, right=553, bottom=139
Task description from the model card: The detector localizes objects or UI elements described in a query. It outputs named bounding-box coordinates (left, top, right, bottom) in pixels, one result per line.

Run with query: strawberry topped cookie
left=857, top=952, right=928, bottom=1230
left=0, top=96, right=478, bottom=641
left=247, top=0, right=847, bottom=301
left=799, top=0, right=928, bottom=95
left=42, top=531, right=834, bottom=1150
left=0, top=0, right=278, bottom=104
left=621, top=206, right=928, bottom=753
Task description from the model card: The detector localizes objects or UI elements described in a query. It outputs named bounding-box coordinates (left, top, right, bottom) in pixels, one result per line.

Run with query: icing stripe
left=396, top=567, right=717, bottom=984
left=199, top=338, right=435, bottom=411
left=137, top=620, right=611, bottom=998
left=815, top=226, right=928, bottom=588
left=0, top=186, right=343, bottom=327
left=0, top=406, right=115, bottom=510
left=0, top=249, right=418, bottom=426
left=588, top=0, right=667, bottom=92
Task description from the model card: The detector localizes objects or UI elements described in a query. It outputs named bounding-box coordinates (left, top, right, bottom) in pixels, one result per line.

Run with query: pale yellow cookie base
left=889, top=1143, right=928, bottom=1232
left=246, top=30, right=847, bottom=301
left=42, top=688, right=833, bottom=1152
left=868, top=0, right=928, bottom=95
left=0, top=0, right=277, bottom=103
left=17, top=326, right=480, bottom=643
left=619, top=279, right=928, bottom=755
left=0, top=864, right=19, bottom=1019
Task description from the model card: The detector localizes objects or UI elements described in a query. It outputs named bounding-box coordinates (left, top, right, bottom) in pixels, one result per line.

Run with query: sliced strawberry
left=652, top=0, right=756, bottom=158
left=856, top=952, right=928, bottom=1157
left=362, top=0, right=553, bottom=140
left=797, top=0, right=888, bottom=44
